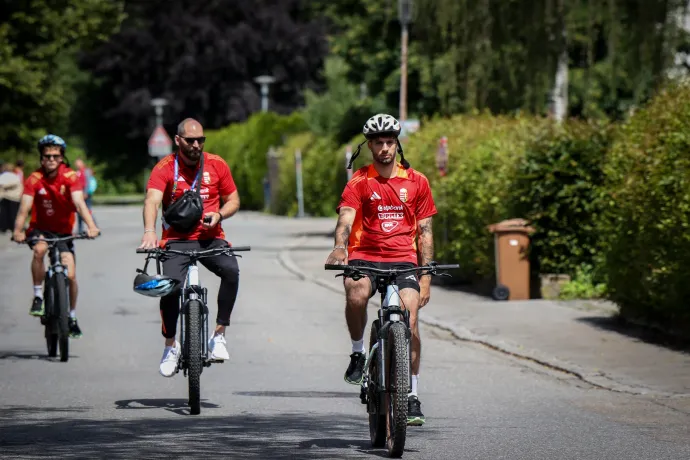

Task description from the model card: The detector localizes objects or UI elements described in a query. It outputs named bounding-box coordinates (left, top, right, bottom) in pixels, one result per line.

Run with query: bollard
left=295, top=149, right=305, bottom=218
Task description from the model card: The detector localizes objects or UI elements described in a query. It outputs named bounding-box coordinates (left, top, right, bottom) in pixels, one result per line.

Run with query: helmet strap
left=396, top=139, right=410, bottom=169
left=347, top=140, right=367, bottom=169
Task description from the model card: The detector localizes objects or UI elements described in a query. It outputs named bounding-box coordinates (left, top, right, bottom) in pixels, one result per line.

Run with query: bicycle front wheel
left=53, top=272, right=70, bottom=362
left=386, top=322, right=409, bottom=458
left=186, top=300, right=203, bottom=415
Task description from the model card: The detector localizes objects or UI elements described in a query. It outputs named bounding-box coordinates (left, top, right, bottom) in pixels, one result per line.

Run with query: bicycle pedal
left=207, top=358, right=225, bottom=364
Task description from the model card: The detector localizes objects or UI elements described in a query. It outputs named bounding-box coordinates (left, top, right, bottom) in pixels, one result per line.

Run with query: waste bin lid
left=487, top=218, right=535, bottom=234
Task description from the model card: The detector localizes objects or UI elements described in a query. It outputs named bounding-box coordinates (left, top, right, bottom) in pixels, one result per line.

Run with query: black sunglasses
left=42, top=154, right=62, bottom=160
left=181, top=136, right=206, bottom=144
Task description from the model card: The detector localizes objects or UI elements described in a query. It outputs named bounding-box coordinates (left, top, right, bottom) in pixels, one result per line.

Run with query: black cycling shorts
left=349, top=259, right=420, bottom=298
left=26, top=229, right=75, bottom=255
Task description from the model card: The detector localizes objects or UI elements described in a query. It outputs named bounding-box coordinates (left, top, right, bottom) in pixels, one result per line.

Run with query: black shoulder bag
left=163, top=153, right=204, bottom=234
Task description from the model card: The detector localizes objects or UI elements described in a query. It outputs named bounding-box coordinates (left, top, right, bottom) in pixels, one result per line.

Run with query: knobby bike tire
left=386, top=322, right=409, bottom=458
left=44, top=278, right=58, bottom=358
left=186, top=300, right=203, bottom=415
left=368, top=320, right=386, bottom=448
left=53, top=272, right=70, bottom=362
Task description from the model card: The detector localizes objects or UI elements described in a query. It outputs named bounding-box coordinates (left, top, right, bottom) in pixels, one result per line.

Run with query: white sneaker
left=209, top=334, right=230, bottom=361
left=159, top=341, right=180, bottom=377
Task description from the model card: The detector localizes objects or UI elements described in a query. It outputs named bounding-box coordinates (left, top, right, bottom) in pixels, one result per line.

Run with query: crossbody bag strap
left=171, top=153, right=204, bottom=201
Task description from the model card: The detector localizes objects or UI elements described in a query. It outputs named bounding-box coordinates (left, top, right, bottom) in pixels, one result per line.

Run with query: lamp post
left=398, top=0, right=413, bottom=123
left=254, top=75, right=276, bottom=113
left=150, top=97, right=168, bottom=127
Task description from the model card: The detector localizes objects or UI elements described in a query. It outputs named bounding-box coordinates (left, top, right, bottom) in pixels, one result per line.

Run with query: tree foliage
left=74, top=0, right=328, bottom=178
left=0, top=0, right=124, bottom=158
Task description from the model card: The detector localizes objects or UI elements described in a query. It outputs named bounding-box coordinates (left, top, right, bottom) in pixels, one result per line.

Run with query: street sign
left=148, top=125, right=172, bottom=157
left=345, top=144, right=353, bottom=181
left=436, top=136, right=448, bottom=177
left=399, top=119, right=420, bottom=141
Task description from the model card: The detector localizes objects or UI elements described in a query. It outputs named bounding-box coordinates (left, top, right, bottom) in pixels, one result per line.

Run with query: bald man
left=139, top=118, right=242, bottom=377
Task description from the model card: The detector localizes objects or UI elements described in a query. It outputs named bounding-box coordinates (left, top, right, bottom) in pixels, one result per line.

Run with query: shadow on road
left=0, top=351, right=78, bottom=362
left=234, top=390, right=357, bottom=399
left=114, top=398, right=221, bottom=416
left=577, top=316, right=690, bottom=354
left=0, top=412, right=393, bottom=459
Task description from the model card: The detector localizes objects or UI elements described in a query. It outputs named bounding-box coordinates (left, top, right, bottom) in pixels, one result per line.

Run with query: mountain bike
left=325, top=262, right=458, bottom=458
left=136, top=244, right=251, bottom=415
left=16, top=233, right=95, bottom=362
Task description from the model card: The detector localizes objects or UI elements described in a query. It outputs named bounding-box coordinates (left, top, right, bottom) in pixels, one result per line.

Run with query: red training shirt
left=147, top=152, right=237, bottom=242
left=23, top=164, right=82, bottom=235
left=337, top=163, right=437, bottom=264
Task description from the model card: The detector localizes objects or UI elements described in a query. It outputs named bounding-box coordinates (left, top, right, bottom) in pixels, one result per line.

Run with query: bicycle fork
left=179, top=265, right=210, bottom=375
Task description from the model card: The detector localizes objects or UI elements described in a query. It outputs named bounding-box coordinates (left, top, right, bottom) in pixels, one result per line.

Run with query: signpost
left=345, top=144, right=353, bottom=181
left=148, top=125, right=173, bottom=158
left=436, top=136, right=448, bottom=177
left=295, top=149, right=305, bottom=218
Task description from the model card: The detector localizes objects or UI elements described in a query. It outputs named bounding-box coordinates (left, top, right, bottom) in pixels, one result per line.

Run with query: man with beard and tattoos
left=139, top=118, right=242, bottom=377
left=325, top=113, right=437, bottom=426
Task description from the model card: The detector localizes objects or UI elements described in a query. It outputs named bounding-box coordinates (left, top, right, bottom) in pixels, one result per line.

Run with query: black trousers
left=159, top=239, right=240, bottom=339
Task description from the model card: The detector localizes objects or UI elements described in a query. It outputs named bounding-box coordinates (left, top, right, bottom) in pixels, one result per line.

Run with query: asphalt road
left=1, top=207, right=689, bottom=459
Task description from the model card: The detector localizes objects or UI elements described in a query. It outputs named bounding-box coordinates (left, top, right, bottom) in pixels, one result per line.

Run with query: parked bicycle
left=135, top=244, right=251, bottom=415
left=325, top=262, right=458, bottom=458
left=15, top=233, right=96, bottom=362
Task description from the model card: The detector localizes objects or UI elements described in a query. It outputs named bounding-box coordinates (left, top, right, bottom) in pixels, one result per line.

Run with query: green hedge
left=510, top=121, right=613, bottom=278
left=600, top=82, right=690, bottom=331
left=205, top=111, right=307, bottom=210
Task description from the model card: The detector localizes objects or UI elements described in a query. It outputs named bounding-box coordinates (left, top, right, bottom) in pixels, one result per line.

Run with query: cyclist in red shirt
left=139, top=118, right=241, bottom=378
left=13, top=135, right=101, bottom=338
left=325, top=114, right=436, bottom=426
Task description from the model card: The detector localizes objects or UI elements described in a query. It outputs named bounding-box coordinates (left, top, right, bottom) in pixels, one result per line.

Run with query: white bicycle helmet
left=347, top=113, right=409, bottom=170
left=363, top=113, right=402, bottom=139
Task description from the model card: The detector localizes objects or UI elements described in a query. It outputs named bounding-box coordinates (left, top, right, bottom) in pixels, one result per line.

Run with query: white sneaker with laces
left=209, top=334, right=230, bottom=361
left=159, top=341, right=180, bottom=377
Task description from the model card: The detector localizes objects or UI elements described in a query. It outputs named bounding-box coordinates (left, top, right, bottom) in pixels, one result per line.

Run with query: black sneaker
left=407, top=395, right=425, bottom=426
left=68, top=318, right=83, bottom=339
left=29, top=297, right=44, bottom=317
left=344, top=352, right=366, bottom=385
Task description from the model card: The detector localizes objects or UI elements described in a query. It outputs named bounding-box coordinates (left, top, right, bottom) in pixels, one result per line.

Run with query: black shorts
left=349, top=259, right=420, bottom=298
left=26, top=229, right=75, bottom=255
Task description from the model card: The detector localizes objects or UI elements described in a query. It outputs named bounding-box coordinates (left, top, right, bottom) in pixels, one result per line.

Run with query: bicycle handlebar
left=136, top=245, right=252, bottom=256
left=324, top=262, right=459, bottom=277
left=14, top=233, right=97, bottom=244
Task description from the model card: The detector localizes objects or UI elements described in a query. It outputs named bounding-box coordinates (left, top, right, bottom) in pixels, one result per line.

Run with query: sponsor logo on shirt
left=378, top=204, right=403, bottom=211
left=381, top=221, right=399, bottom=233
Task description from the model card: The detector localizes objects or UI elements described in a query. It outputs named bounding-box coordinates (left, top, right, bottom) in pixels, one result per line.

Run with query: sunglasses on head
left=181, top=136, right=206, bottom=144
left=42, top=154, right=62, bottom=160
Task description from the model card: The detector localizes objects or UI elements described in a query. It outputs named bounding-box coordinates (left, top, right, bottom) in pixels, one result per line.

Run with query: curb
left=277, top=235, right=686, bottom=398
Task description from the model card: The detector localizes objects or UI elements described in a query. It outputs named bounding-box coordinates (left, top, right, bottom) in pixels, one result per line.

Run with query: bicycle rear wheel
left=186, top=300, right=203, bottom=415
left=53, top=272, right=70, bottom=362
left=386, top=322, right=409, bottom=458
left=368, top=320, right=386, bottom=447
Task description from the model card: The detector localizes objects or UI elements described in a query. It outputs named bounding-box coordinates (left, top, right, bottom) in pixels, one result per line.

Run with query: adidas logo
left=38, top=188, right=47, bottom=195
left=370, top=191, right=381, bottom=201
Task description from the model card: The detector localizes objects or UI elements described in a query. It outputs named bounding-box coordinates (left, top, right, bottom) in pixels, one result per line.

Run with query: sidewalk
left=279, top=219, right=690, bottom=398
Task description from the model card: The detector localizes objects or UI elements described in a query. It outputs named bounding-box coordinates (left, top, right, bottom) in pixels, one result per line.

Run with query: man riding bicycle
left=12, top=134, right=101, bottom=338
left=325, top=114, right=437, bottom=426
left=139, top=118, right=241, bottom=378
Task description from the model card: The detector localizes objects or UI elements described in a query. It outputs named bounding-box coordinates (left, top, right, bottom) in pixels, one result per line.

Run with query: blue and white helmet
left=133, top=273, right=180, bottom=297
left=37, top=134, right=67, bottom=154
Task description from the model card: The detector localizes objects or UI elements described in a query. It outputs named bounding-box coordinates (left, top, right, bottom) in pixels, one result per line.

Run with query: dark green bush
left=205, top=111, right=307, bottom=210
left=601, top=82, right=690, bottom=332
left=510, top=121, right=613, bottom=278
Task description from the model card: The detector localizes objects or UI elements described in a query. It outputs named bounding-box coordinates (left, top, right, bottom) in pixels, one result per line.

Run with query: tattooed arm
left=325, top=206, right=356, bottom=265
left=417, top=217, right=434, bottom=307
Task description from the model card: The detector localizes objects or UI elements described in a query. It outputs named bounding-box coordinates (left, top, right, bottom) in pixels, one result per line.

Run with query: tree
left=0, top=0, right=124, bottom=158
left=74, top=0, right=328, bottom=178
